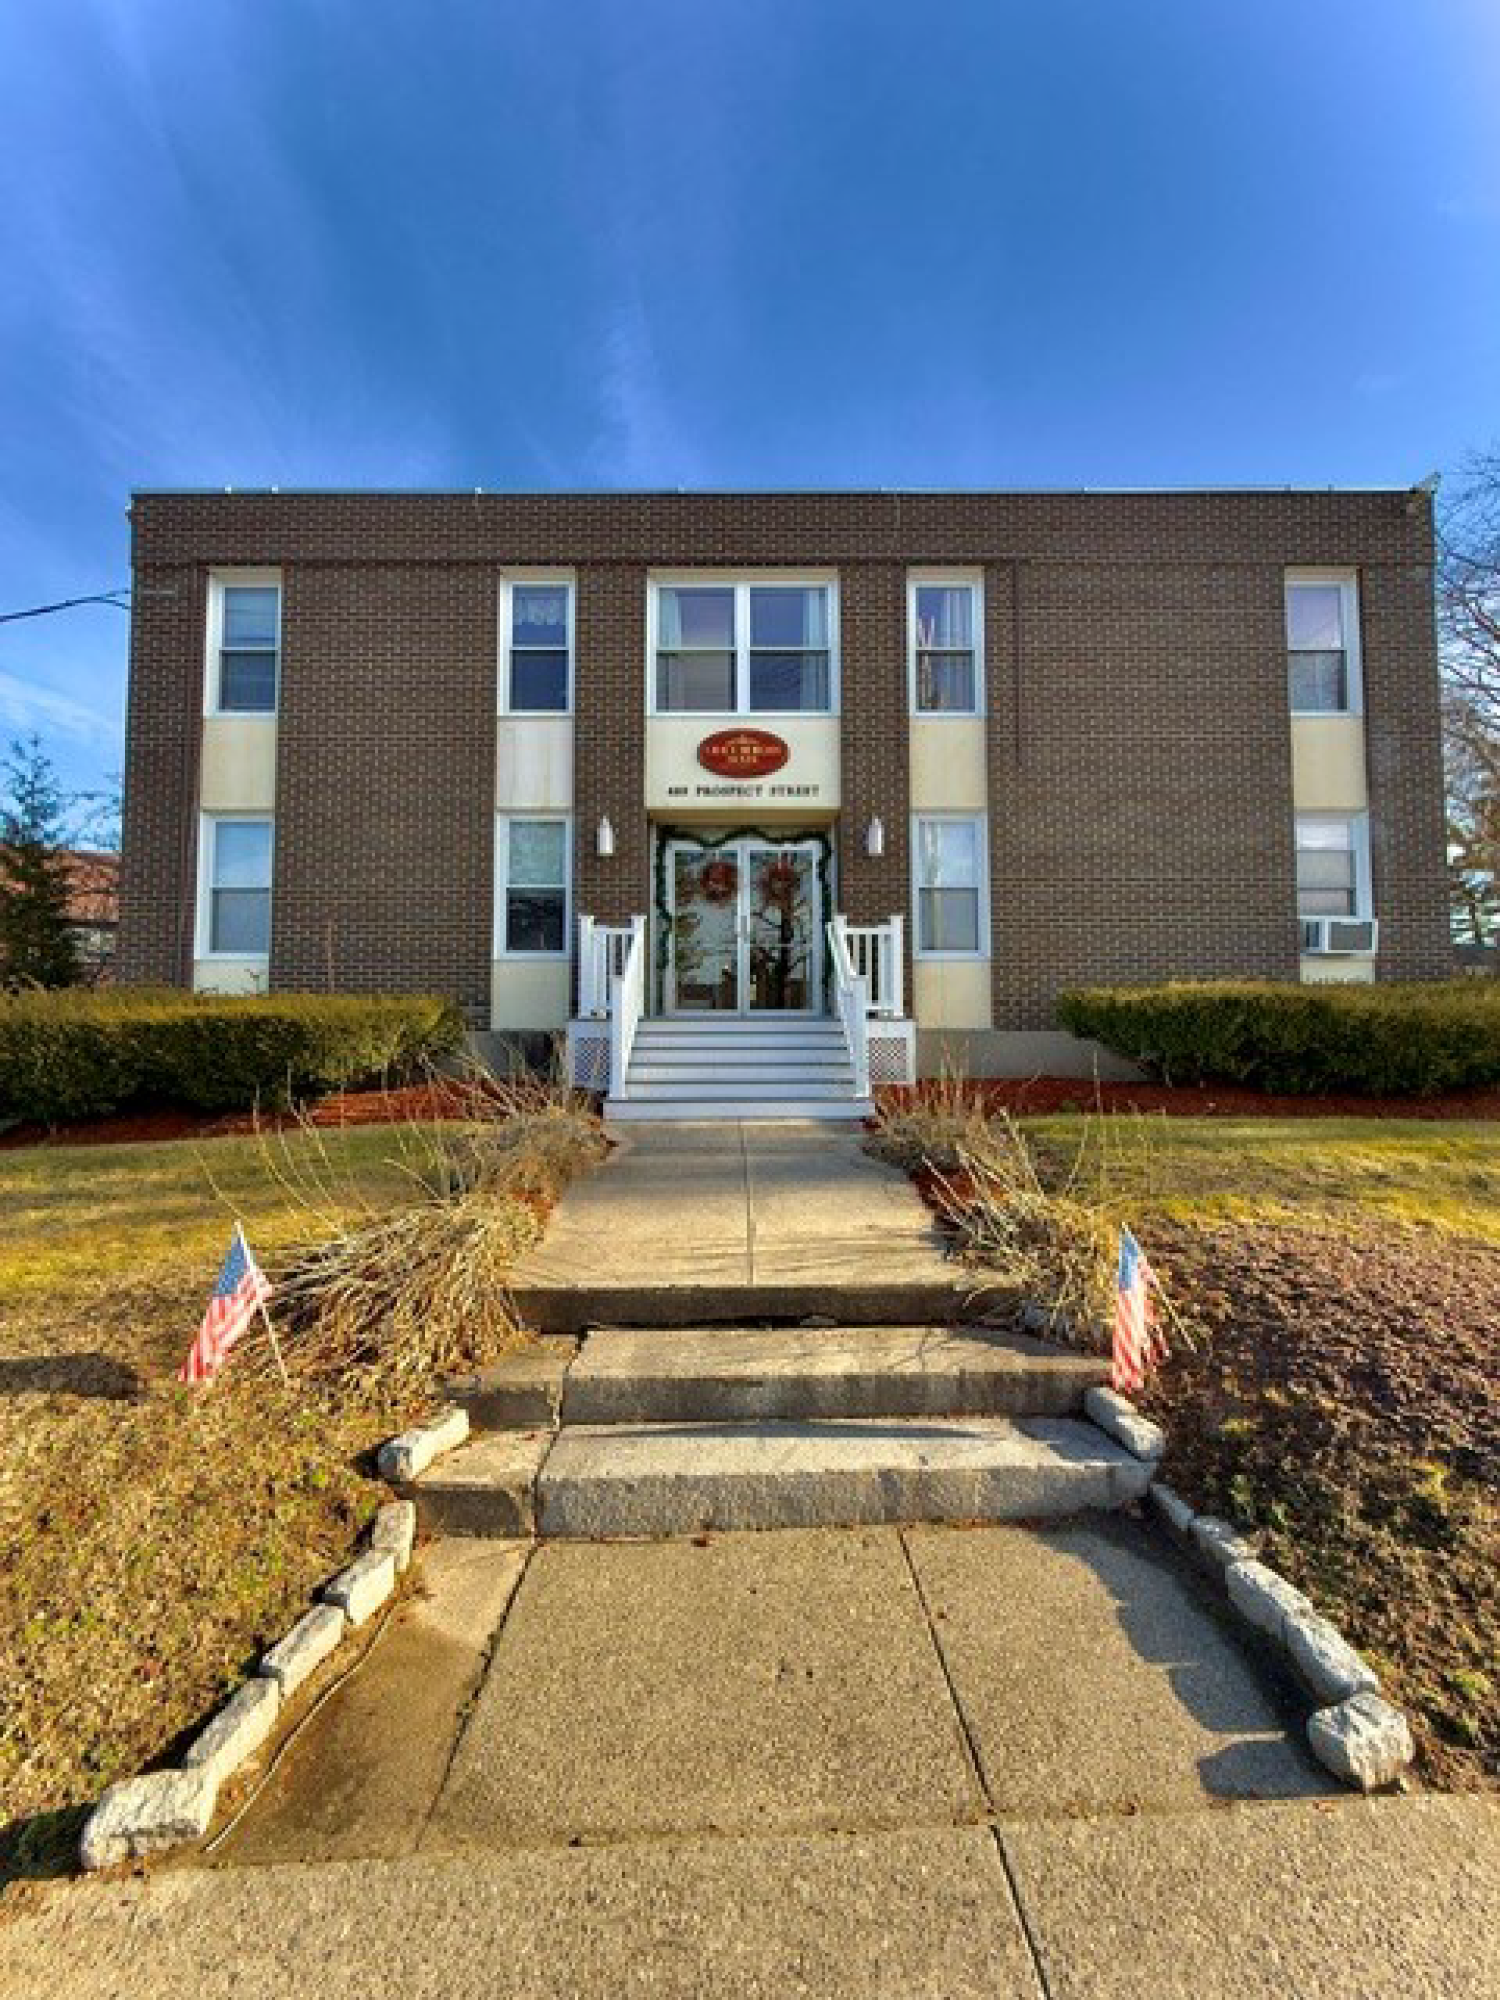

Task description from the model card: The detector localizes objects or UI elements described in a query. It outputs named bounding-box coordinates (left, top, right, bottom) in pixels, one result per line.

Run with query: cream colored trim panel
left=1291, top=717, right=1367, bottom=814
left=913, top=959, right=993, bottom=1030
left=911, top=718, right=987, bottom=811
left=491, top=960, right=571, bottom=1032
left=496, top=717, right=574, bottom=811
left=1299, top=955, right=1376, bottom=985
left=200, top=718, right=277, bottom=811
left=192, top=958, right=269, bottom=995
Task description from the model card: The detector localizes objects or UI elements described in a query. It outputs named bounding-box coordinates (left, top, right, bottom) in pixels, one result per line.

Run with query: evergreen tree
left=0, top=735, right=82, bottom=987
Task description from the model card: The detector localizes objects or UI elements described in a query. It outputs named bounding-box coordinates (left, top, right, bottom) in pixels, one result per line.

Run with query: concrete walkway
left=508, top=1120, right=970, bottom=1328
left=9, top=1520, right=1497, bottom=1995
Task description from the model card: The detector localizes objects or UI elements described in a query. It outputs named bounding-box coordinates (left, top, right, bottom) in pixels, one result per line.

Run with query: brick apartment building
left=118, top=488, right=1450, bottom=1116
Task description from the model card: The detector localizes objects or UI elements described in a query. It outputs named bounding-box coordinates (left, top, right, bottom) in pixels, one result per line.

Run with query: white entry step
left=608, top=1015, right=872, bottom=1122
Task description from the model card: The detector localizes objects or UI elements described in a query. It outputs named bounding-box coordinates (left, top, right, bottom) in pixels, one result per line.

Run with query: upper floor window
left=910, top=575, right=983, bottom=714
left=209, top=574, right=280, bottom=714
left=502, top=577, right=573, bottom=713
left=1286, top=573, right=1360, bottom=715
left=1295, top=814, right=1368, bottom=919
left=652, top=579, right=835, bottom=714
left=914, top=813, right=987, bottom=957
left=201, top=815, right=272, bottom=956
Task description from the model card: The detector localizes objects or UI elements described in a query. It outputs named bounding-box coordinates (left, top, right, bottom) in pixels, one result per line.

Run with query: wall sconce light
left=596, top=816, right=615, bottom=858
left=865, top=816, right=884, bottom=859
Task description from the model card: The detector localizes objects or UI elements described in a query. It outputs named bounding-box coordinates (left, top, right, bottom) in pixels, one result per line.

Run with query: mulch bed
left=0, top=1081, right=511, bottom=1151
left=1140, top=1219, right=1500, bottom=1792
left=877, top=1078, right=1500, bottom=1120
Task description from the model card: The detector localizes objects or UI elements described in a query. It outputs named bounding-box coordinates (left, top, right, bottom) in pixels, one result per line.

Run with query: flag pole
left=237, top=1221, right=290, bottom=1387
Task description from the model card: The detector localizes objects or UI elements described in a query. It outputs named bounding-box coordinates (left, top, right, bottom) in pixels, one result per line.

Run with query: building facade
left=118, top=488, right=1450, bottom=1101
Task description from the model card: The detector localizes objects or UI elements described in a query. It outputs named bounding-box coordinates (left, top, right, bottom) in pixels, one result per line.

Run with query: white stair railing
left=826, top=915, right=871, bottom=1099
left=838, top=915, right=905, bottom=1018
left=607, top=915, right=647, bottom=1100
left=578, top=915, right=637, bottom=1019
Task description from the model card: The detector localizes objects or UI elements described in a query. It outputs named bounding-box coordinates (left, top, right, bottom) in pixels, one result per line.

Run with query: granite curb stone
left=261, top=1602, right=348, bottom=1697
left=1148, top=1481, right=1195, bottom=1538
left=79, top=1768, right=219, bottom=1871
left=1285, top=1609, right=1381, bottom=1705
left=1307, top=1691, right=1415, bottom=1790
left=377, top=1406, right=470, bottom=1483
left=1192, top=1514, right=1257, bottom=1573
left=1226, top=1558, right=1318, bottom=1644
left=324, top=1548, right=397, bottom=1628
left=1083, top=1385, right=1165, bottom=1461
left=370, top=1498, right=417, bottom=1572
left=183, top=1676, right=281, bottom=1787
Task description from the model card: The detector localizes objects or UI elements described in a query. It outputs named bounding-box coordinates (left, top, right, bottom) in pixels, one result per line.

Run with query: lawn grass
left=0, top=1114, right=595, bottom=1882
left=1018, top=1113, right=1500, bottom=1242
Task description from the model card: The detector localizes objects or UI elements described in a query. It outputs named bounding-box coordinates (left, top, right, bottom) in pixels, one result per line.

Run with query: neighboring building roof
left=61, top=849, right=119, bottom=927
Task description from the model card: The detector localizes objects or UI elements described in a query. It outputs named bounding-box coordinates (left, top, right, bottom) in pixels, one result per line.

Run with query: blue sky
left=2, top=0, right=1497, bottom=798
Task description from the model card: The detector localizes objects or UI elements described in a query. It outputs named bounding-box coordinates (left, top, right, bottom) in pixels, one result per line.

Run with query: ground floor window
left=496, top=815, right=570, bottom=955
left=1295, top=814, right=1368, bottom=920
left=913, top=814, right=986, bottom=956
left=200, top=815, right=273, bottom=956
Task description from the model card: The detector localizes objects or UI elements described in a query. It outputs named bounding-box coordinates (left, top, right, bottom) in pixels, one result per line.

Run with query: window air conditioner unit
left=1301, top=916, right=1378, bottom=955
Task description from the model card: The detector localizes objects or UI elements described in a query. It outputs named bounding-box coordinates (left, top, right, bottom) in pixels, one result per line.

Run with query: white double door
left=664, top=838, right=823, bottom=1015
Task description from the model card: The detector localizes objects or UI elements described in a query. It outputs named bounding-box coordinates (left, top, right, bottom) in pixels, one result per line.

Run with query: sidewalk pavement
left=507, top=1120, right=968, bottom=1323
left=6, top=1518, right=1495, bottom=1996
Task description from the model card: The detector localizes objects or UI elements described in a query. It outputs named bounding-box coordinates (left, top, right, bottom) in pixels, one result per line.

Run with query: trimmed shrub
left=0, top=988, right=466, bottom=1125
left=1056, top=980, right=1500, bottom=1096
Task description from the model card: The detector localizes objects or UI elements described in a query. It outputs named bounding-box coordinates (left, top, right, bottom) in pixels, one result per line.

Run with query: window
left=502, top=578, right=572, bottom=712
left=202, top=816, right=272, bottom=956
left=910, top=576, right=982, bottom=714
left=1287, top=574, right=1360, bottom=714
left=1296, top=815, right=1368, bottom=918
left=914, top=815, right=986, bottom=956
left=209, top=575, right=280, bottom=713
left=497, top=816, right=570, bottom=955
left=652, top=579, right=836, bottom=714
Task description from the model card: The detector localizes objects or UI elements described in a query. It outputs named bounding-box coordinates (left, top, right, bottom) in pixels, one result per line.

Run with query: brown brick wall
left=268, top=563, right=495, bottom=1017
left=118, top=488, right=1448, bottom=1031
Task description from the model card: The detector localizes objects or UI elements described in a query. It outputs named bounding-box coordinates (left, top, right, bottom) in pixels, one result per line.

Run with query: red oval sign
left=696, top=728, right=790, bottom=779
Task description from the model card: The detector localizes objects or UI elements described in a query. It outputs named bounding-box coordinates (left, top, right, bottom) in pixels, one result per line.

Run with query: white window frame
left=494, top=813, right=572, bottom=959
left=498, top=572, right=575, bottom=716
left=911, top=811, right=990, bottom=961
left=195, top=812, right=273, bottom=961
left=1286, top=570, right=1362, bottom=718
left=1294, top=812, right=1372, bottom=920
left=646, top=571, right=841, bottom=717
left=204, top=569, right=281, bottom=717
left=907, top=569, right=985, bottom=718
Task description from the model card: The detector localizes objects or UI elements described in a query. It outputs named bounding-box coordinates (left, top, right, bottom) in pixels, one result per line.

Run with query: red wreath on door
left=762, top=857, right=801, bottom=911
left=700, top=858, right=738, bottom=904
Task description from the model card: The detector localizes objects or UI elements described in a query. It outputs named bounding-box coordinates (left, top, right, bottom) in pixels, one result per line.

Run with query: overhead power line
left=0, top=589, right=132, bottom=626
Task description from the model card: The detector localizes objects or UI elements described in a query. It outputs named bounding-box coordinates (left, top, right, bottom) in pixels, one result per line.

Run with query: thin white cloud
left=0, top=670, right=120, bottom=747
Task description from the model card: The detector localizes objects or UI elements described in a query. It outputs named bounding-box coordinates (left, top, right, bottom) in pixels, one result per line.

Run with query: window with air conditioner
left=1295, top=814, right=1375, bottom=952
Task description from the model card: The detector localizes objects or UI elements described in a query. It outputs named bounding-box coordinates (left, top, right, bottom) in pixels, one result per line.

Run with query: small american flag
left=179, top=1226, right=273, bottom=1384
left=1111, top=1226, right=1166, bottom=1393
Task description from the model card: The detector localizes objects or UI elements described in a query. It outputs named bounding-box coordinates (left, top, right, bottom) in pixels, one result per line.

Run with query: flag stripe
left=179, top=1229, right=273, bottom=1384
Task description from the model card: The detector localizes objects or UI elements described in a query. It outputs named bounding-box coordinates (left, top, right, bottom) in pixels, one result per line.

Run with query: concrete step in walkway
left=560, top=1324, right=1109, bottom=1426
left=536, top=1416, right=1153, bottom=1537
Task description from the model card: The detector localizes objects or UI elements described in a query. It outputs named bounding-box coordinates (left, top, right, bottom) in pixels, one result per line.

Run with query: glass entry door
left=665, top=839, right=822, bottom=1014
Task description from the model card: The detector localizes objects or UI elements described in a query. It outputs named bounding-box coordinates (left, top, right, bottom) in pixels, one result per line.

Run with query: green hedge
left=1056, top=980, right=1500, bottom=1096
left=0, top=988, right=466, bottom=1125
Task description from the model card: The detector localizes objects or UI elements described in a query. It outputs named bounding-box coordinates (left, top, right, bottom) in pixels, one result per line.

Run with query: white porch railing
left=578, top=915, right=638, bottom=1020
left=826, top=917, right=871, bottom=1099
left=830, top=914, right=904, bottom=1019
left=606, top=915, right=647, bottom=1101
